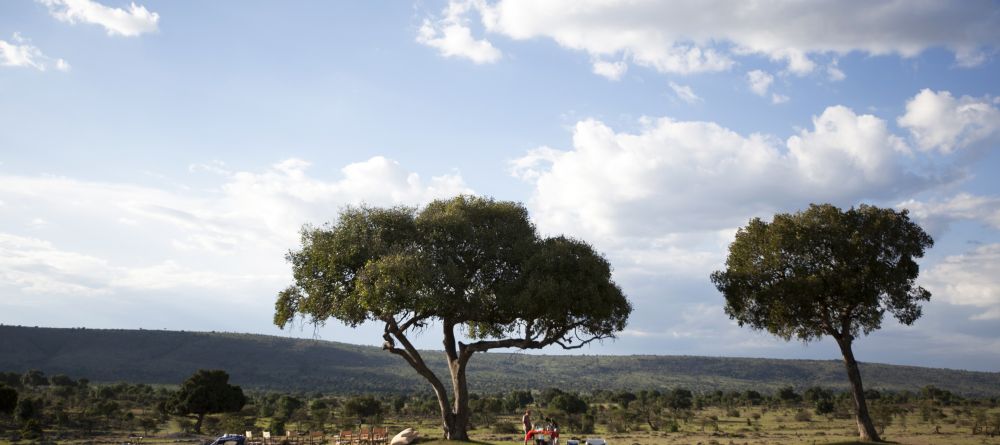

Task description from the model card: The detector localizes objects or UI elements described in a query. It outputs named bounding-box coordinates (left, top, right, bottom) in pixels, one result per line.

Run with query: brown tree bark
left=836, top=336, right=882, bottom=442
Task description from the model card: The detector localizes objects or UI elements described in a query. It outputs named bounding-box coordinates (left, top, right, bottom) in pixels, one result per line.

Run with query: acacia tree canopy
left=275, top=196, right=632, bottom=440
left=711, top=203, right=933, bottom=442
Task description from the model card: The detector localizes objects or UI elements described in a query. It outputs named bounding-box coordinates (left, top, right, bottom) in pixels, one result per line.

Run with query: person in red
left=522, top=409, right=532, bottom=445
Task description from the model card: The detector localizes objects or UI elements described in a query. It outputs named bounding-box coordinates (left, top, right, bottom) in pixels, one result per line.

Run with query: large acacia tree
left=711, top=204, right=932, bottom=442
left=275, top=196, right=632, bottom=440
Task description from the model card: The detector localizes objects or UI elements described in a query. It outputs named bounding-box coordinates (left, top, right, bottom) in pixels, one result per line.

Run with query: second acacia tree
left=275, top=196, right=632, bottom=440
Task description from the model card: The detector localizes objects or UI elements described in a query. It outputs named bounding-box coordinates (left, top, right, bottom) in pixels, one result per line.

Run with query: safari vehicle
left=208, top=434, right=246, bottom=445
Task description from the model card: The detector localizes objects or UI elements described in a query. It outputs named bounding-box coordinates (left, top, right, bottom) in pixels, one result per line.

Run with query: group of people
left=522, top=409, right=559, bottom=445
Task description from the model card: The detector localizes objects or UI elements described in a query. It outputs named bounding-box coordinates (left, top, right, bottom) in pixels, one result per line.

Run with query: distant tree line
left=3, top=368, right=999, bottom=442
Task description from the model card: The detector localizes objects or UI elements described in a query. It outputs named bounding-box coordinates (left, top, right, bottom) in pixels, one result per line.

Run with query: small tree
left=343, top=396, right=384, bottom=424
left=275, top=196, right=632, bottom=439
left=21, top=370, right=48, bottom=388
left=169, top=370, right=246, bottom=434
left=711, top=204, right=933, bottom=442
left=0, top=385, right=17, bottom=417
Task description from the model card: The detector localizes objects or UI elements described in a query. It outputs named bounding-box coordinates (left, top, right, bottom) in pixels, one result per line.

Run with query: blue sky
left=2, top=0, right=1000, bottom=372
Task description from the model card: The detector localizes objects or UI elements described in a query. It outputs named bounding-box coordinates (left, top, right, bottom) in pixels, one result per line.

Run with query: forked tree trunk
left=836, top=336, right=882, bottom=442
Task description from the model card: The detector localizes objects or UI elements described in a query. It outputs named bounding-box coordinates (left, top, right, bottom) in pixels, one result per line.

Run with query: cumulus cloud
left=923, top=244, right=1000, bottom=320
left=0, top=233, right=267, bottom=296
left=0, top=157, right=471, bottom=297
left=417, top=0, right=502, bottom=64
left=747, top=70, right=774, bottom=96
left=592, top=59, right=627, bottom=80
left=0, top=33, right=69, bottom=71
left=899, top=193, right=1000, bottom=235
left=422, top=0, right=1000, bottom=74
left=668, top=81, right=701, bottom=104
left=39, top=0, right=159, bottom=37
left=898, top=89, right=1000, bottom=154
left=511, top=105, right=929, bottom=243
left=827, top=59, right=846, bottom=81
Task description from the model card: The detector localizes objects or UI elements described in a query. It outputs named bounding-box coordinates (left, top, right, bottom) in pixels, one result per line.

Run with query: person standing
left=522, top=409, right=533, bottom=445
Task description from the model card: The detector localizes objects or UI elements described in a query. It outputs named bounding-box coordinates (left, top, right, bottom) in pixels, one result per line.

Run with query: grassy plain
left=6, top=405, right=996, bottom=445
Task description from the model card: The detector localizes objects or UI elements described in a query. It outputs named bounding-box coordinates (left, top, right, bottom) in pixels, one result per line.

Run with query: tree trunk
left=440, top=322, right=471, bottom=441
left=447, top=355, right=472, bottom=441
left=193, top=412, right=205, bottom=434
left=836, top=336, right=881, bottom=442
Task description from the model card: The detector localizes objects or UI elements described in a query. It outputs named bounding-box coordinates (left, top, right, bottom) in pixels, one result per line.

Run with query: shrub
left=794, top=410, right=812, bottom=422
left=491, top=421, right=518, bottom=434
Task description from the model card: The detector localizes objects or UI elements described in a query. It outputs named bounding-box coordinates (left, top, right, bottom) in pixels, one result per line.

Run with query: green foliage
left=21, top=369, right=48, bottom=387
left=711, top=204, right=933, bottom=342
left=550, top=392, right=588, bottom=415
left=0, top=384, right=17, bottom=415
left=815, top=399, right=835, bottom=415
left=15, top=397, right=38, bottom=422
left=168, top=369, right=246, bottom=433
left=275, top=196, right=631, bottom=345
left=274, top=196, right=631, bottom=439
left=491, top=420, right=519, bottom=434
left=776, top=386, right=801, bottom=404
left=20, top=418, right=43, bottom=440
left=342, top=395, right=384, bottom=421
left=711, top=203, right=934, bottom=442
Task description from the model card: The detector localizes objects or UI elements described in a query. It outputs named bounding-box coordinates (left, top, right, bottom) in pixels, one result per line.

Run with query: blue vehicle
left=208, top=434, right=246, bottom=445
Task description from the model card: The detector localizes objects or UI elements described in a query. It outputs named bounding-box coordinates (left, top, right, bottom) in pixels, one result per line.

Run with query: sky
left=2, top=0, right=1000, bottom=372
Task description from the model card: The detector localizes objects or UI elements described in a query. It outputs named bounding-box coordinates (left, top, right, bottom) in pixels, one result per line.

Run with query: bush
left=794, top=410, right=812, bottom=422
left=268, top=418, right=286, bottom=435
left=21, top=419, right=44, bottom=440
left=726, top=409, right=740, bottom=418
left=491, top=421, right=518, bottom=434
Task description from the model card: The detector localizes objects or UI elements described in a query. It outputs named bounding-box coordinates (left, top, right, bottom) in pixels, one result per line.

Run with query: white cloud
left=826, top=59, right=846, bottom=81
left=668, top=81, right=701, bottom=104
left=0, top=157, right=472, bottom=297
left=898, top=89, right=1000, bottom=154
left=746, top=70, right=773, bottom=96
left=0, top=232, right=276, bottom=299
left=592, top=59, right=627, bottom=80
left=923, top=244, right=1000, bottom=320
left=511, top=105, right=927, bottom=245
left=39, top=0, right=159, bottom=37
left=771, top=93, right=790, bottom=104
left=417, top=0, right=502, bottom=64
left=899, top=193, right=1000, bottom=234
left=0, top=33, right=68, bottom=72
left=424, top=0, right=1000, bottom=74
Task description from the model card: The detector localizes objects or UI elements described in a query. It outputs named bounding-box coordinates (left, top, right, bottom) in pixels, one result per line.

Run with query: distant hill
left=1, top=325, right=997, bottom=396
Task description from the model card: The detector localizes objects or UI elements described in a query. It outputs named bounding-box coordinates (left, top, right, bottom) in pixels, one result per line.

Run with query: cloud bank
left=419, top=0, right=1000, bottom=76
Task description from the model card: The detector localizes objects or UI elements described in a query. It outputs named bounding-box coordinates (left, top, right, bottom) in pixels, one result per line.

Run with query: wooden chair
left=359, top=428, right=373, bottom=445
left=246, top=431, right=263, bottom=445
left=371, top=427, right=388, bottom=445
left=336, top=430, right=355, bottom=445
left=262, top=431, right=272, bottom=445
left=309, top=430, right=327, bottom=445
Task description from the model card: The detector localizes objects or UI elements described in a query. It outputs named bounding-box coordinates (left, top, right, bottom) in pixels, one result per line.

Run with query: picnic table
left=525, top=429, right=559, bottom=445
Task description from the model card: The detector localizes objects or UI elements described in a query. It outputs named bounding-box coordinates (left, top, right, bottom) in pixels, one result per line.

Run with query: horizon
left=2, top=1, right=1000, bottom=373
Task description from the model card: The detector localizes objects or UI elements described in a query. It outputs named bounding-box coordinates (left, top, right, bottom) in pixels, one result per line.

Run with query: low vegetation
left=1, top=369, right=999, bottom=445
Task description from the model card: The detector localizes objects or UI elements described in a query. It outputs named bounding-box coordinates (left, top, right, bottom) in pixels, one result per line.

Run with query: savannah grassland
left=4, top=404, right=1000, bottom=445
